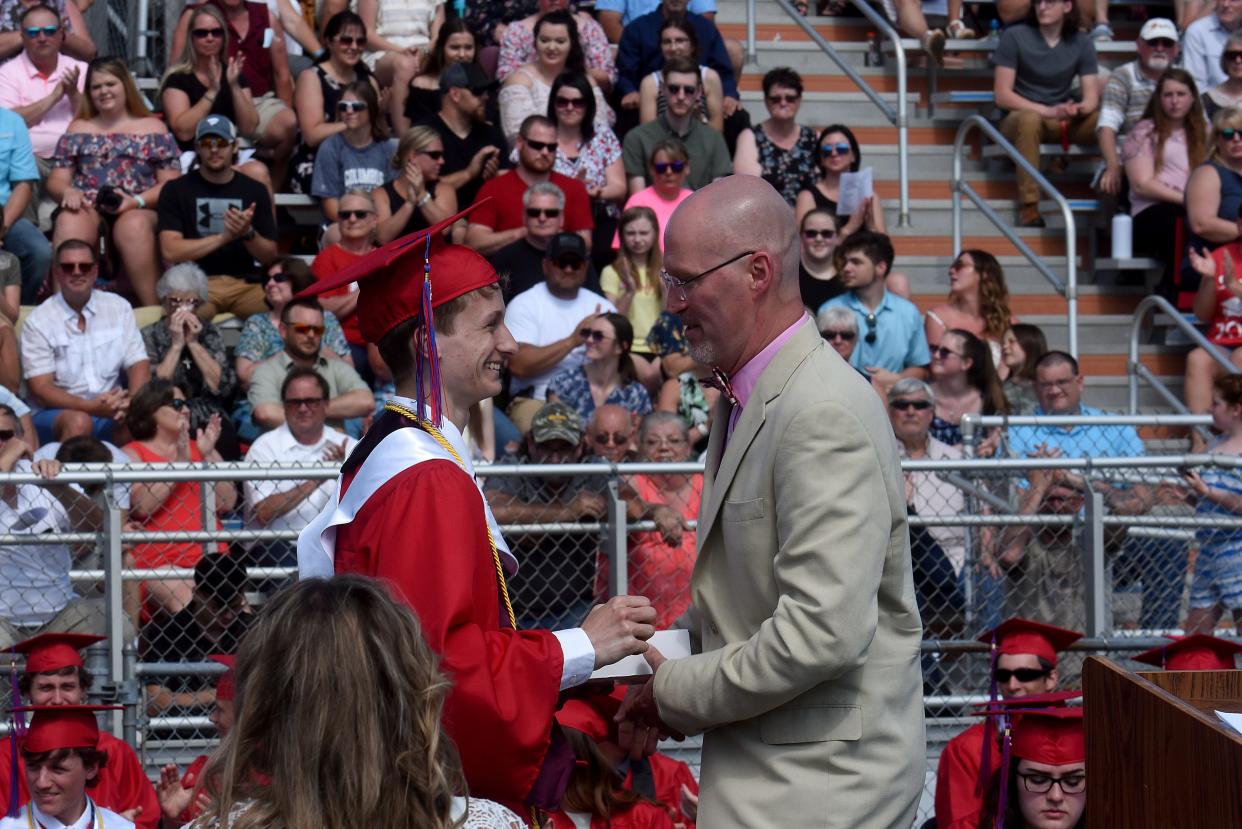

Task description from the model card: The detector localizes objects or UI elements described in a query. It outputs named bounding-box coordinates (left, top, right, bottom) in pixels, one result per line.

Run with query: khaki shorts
left=200, top=275, right=268, bottom=321
left=252, top=92, right=291, bottom=141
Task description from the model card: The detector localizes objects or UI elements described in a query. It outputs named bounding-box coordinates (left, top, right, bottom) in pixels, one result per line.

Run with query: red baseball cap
left=1133, top=634, right=1242, bottom=671
left=11, top=633, right=105, bottom=674
left=977, top=618, right=1083, bottom=665
left=15, top=705, right=122, bottom=753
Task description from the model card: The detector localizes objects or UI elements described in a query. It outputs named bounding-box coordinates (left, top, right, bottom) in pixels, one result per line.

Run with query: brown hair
left=615, top=206, right=663, bottom=295
left=377, top=282, right=503, bottom=384
left=21, top=746, right=108, bottom=788
left=945, top=328, right=1009, bottom=415
left=561, top=728, right=652, bottom=818
left=959, top=249, right=1013, bottom=341
left=125, top=379, right=185, bottom=441
left=1008, top=323, right=1048, bottom=382
left=1215, top=373, right=1242, bottom=407
left=1140, top=68, right=1207, bottom=175
left=18, top=664, right=92, bottom=698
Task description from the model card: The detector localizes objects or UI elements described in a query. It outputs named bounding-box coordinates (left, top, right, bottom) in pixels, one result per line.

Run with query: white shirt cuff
left=554, top=627, right=596, bottom=690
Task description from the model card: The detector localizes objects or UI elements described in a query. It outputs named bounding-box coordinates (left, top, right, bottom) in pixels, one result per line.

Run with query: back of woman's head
left=560, top=728, right=643, bottom=819
left=206, top=576, right=465, bottom=829
left=1010, top=322, right=1048, bottom=382
left=949, top=328, right=1008, bottom=415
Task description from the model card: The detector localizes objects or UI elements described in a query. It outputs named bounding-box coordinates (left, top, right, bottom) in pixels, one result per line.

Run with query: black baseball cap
left=440, top=62, right=495, bottom=94
left=546, top=232, right=588, bottom=261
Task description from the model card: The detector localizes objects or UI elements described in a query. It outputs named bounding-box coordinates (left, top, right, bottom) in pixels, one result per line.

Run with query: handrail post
left=605, top=473, right=628, bottom=597
left=746, top=0, right=757, bottom=64
left=1082, top=482, right=1107, bottom=637
left=894, top=30, right=909, bottom=227
left=1128, top=299, right=1146, bottom=414
left=103, top=490, right=125, bottom=738
left=952, top=124, right=967, bottom=257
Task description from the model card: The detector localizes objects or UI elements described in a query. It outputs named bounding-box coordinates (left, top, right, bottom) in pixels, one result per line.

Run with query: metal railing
left=754, top=0, right=911, bottom=226
left=1127, top=294, right=1238, bottom=423
left=952, top=114, right=1079, bottom=356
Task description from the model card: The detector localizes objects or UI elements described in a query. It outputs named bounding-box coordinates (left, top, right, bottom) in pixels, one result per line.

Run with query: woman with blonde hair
left=373, top=125, right=458, bottom=244
left=48, top=58, right=180, bottom=306
left=313, top=188, right=380, bottom=370
left=601, top=206, right=663, bottom=387
left=190, top=575, right=525, bottom=829
left=1182, top=105, right=1242, bottom=308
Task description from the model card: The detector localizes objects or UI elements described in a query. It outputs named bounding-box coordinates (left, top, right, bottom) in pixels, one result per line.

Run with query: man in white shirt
left=20, top=240, right=150, bottom=445
left=1184, top=0, right=1242, bottom=92
left=244, top=366, right=358, bottom=572
left=505, top=232, right=616, bottom=434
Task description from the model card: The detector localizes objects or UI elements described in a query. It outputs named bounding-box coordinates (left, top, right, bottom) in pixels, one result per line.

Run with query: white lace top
left=185, top=796, right=525, bottom=828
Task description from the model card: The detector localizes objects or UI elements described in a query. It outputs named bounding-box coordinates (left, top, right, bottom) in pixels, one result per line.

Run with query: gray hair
left=340, top=187, right=377, bottom=210
left=0, top=404, right=21, bottom=435
left=156, top=262, right=210, bottom=302
left=816, top=305, right=857, bottom=333
left=637, top=410, right=688, bottom=443
left=523, top=181, right=565, bottom=209
left=888, top=377, right=935, bottom=406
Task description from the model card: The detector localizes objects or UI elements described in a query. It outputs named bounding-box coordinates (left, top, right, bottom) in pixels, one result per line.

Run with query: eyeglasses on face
left=197, top=136, right=231, bottom=151
left=264, top=271, right=288, bottom=284
left=994, top=666, right=1051, bottom=683
left=337, top=100, right=367, bottom=113
left=290, top=323, right=326, bottom=336
left=820, top=142, right=852, bottom=157
left=164, top=398, right=189, bottom=412
left=643, top=434, right=687, bottom=448
left=57, top=261, right=95, bottom=274
left=166, top=296, right=202, bottom=309
left=653, top=160, right=686, bottom=174
left=191, top=27, right=224, bottom=39
left=889, top=398, right=931, bottom=411
left=554, top=95, right=586, bottom=110
left=821, top=329, right=856, bottom=342
left=523, top=138, right=557, bottom=153
left=592, top=432, right=629, bottom=445
left=24, top=24, right=60, bottom=38
left=417, top=149, right=444, bottom=160
left=0, top=429, right=17, bottom=441
left=283, top=396, right=326, bottom=409
left=335, top=34, right=366, bottom=47
left=526, top=207, right=561, bottom=219
left=339, top=209, right=373, bottom=221
left=1146, top=37, right=1177, bottom=49
left=767, top=92, right=800, bottom=104
left=554, top=256, right=585, bottom=270
left=803, top=229, right=836, bottom=240
left=579, top=328, right=613, bottom=343
left=1017, top=772, right=1086, bottom=795
left=932, top=345, right=962, bottom=360
left=665, top=82, right=698, bottom=97
left=660, top=249, right=755, bottom=301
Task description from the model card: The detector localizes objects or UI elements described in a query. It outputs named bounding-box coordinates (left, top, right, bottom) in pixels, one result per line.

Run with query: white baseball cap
left=1139, top=18, right=1178, bottom=42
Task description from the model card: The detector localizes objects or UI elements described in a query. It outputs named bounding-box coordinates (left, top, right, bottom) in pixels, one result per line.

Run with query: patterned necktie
left=702, top=367, right=739, bottom=408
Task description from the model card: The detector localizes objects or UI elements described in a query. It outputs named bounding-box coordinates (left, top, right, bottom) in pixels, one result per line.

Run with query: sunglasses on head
left=666, top=83, right=698, bottom=97
left=555, top=95, right=586, bottom=110
left=523, top=138, right=557, bottom=153
left=337, top=100, right=367, bottom=113
left=335, top=34, right=366, bottom=47
left=526, top=207, right=561, bottom=219
left=821, top=329, right=856, bottom=342
left=820, top=142, right=852, bottom=157
left=592, top=432, right=628, bottom=445
left=290, top=323, right=326, bottom=336
left=767, top=92, right=800, bottom=104
left=653, top=160, right=686, bottom=174
left=165, top=398, right=189, bottom=412
left=994, top=667, right=1051, bottom=683
left=191, top=27, right=224, bottom=39
left=417, top=149, right=444, bottom=160
left=24, top=24, right=60, bottom=37
left=339, top=209, right=372, bottom=221
left=57, top=261, right=94, bottom=274
left=579, top=328, right=611, bottom=343
left=197, top=136, right=231, bottom=151
left=889, top=399, right=931, bottom=411
left=803, top=228, right=836, bottom=240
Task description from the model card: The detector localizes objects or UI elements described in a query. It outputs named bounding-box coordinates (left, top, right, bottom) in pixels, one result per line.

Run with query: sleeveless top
left=201, top=0, right=273, bottom=97
left=161, top=70, right=248, bottom=150
left=799, top=261, right=843, bottom=312
left=1181, top=162, right=1242, bottom=304
left=753, top=123, right=819, bottom=205
left=380, top=178, right=435, bottom=237
left=809, top=182, right=840, bottom=216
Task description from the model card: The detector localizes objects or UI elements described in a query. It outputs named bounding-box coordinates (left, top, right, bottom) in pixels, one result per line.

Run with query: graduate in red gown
left=977, top=706, right=1087, bottom=829
left=296, top=206, right=657, bottom=821
left=0, top=633, right=159, bottom=828
left=156, top=655, right=235, bottom=825
left=1133, top=633, right=1242, bottom=670
left=934, top=619, right=1082, bottom=829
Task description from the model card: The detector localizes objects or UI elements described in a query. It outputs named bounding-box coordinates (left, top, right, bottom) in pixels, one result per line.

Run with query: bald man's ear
left=750, top=250, right=778, bottom=294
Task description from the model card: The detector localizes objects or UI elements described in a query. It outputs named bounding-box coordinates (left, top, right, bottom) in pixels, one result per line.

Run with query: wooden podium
left=1083, top=657, right=1242, bottom=827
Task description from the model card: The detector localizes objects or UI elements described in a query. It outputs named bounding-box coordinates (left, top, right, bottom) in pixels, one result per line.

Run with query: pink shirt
left=612, top=185, right=693, bottom=249
left=0, top=52, right=87, bottom=158
left=727, top=314, right=810, bottom=436
left=1121, top=119, right=1192, bottom=217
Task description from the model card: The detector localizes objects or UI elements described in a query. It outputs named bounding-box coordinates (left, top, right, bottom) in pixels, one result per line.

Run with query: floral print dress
left=51, top=132, right=179, bottom=201
left=754, top=124, right=818, bottom=206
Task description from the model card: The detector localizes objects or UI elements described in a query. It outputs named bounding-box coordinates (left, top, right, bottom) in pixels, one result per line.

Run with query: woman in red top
left=311, top=188, right=381, bottom=382
left=1185, top=242, right=1242, bottom=431
left=122, top=380, right=236, bottom=614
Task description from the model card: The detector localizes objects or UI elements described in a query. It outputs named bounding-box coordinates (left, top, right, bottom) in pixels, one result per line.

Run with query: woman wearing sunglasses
left=312, top=188, right=382, bottom=377
left=799, top=208, right=846, bottom=311
left=373, top=126, right=457, bottom=244
left=794, top=123, right=887, bottom=235
left=928, top=328, right=1008, bottom=453
left=733, top=67, right=819, bottom=206
left=1182, top=105, right=1242, bottom=309
left=140, top=262, right=240, bottom=459
left=1204, top=32, right=1242, bottom=120
left=122, top=379, right=237, bottom=615
left=310, top=81, right=397, bottom=233
left=547, top=311, right=652, bottom=422
left=290, top=11, right=377, bottom=194
left=638, top=15, right=723, bottom=133
left=616, top=139, right=692, bottom=252
left=924, top=248, right=1014, bottom=370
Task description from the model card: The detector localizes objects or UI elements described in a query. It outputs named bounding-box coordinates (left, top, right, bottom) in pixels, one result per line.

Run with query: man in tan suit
left=618, top=176, right=926, bottom=828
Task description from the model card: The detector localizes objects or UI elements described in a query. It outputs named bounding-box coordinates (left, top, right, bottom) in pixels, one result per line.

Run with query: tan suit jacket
left=653, top=318, right=926, bottom=828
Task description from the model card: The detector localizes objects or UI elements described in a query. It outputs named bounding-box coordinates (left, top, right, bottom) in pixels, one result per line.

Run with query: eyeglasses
left=191, top=27, right=224, bottom=39
left=166, top=296, right=202, bottom=310
left=417, top=150, right=444, bottom=160
left=579, top=328, right=613, bottom=343
left=340, top=209, right=373, bottom=221
left=592, top=432, right=629, bottom=445
left=57, top=261, right=95, bottom=274
left=653, top=160, right=686, bottom=174
left=264, top=271, right=288, bottom=284
left=290, top=323, right=326, bottom=336
left=642, top=435, right=687, bottom=447
left=994, top=667, right=1051, bottom=683
left=1146, top=37, right=1177, bottom=49
left=820, top=142, right=852, bottom=157
left=1222, top=128, right=1242, bottom=142
left=164, top=398, right=189, bottom=412
left=24, top=24, right=60, bottom=38
left=337, top=100, right=367, bottom=113
left=1017, top=772, right=1086, bottom=795
left=932, top=345, right=962, bottom=359
left=197, top=136, right=231, bottom=151
left=821, top=329, right=856, bottom=342
left=889, top=399, right=932, bottom=411
left=767, top=93, right=800, bottom=104
left=0, top=430, right=16, bottom=441
left=1226, top=51, right=1242, bottom=63
left=526, top=207, right=561, bottom=219
left=863, top=312, right=877, bottom=344
left=554, top=96, right=586, bottom=110
left=661, top=249, right=755, bottom=301
left=335, top=35, right=366, bottom=47
left=554, top=256, right=585, bottom=270
left=666, top=83, right=698, bottom=97
left=523, top=138, right=557, bottom=153
left=284, top=397, right=326, bottom=409
left=803, top=229, right=836, bottom=240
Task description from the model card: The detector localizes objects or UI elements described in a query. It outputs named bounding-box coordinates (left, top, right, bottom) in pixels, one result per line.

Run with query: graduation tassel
left=976, top=635, right=1000, bottom=797
left=416, top=233, right=444, bottom=428
left=6, top=654, right=24, bottom=817
left=992, top=717, right=1014, bottom=829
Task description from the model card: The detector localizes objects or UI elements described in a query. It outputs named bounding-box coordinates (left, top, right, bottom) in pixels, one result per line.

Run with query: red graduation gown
left=624, top=753, right=698, bottom=828
left=333, top=457, right=566, bottom=812
left=0, top=732, right=159, bottom=829
left=935, top=721, right=1000, bottom=829
left=545, top=799, right=678, bottom=829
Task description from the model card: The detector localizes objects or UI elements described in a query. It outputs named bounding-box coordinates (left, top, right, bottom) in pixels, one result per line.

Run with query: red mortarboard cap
left=1133, top=634, right=1242, bottom=671
left=1009, top=707, right=1085, bottom=766
left=11, top=633, right=105, bottom=674
left=295, top=204, right=498, bottom=344
left=977, top=618, right=1083, bottom=665
left=555, top=693, right=624, bottom=743
left=971, top=690, right=1083, bottom=717
left=15, top=705, right=121, bottom=753
left=208, top=655, right=236, bottom=702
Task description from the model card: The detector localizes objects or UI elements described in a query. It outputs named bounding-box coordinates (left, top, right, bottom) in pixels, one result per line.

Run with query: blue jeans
left=6, top=218, right=51, bottom=303
left=31, top=409, right=113, bottom=445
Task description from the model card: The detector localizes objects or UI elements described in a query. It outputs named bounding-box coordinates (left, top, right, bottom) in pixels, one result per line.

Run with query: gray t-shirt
left=993, top=23, right=1098, bottom=107
left=310, top=133, right=398, bottom=199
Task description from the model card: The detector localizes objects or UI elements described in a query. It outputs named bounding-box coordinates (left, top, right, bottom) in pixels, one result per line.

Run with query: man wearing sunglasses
left=622, top=58, right=730, bottom=194
left=1184, top=0, right=1242, bottom=93
left=416, top=61, right=505, bottom=208
left=490, top=181, right=599, bottom=302
left=935, top=618, right=1081, bottom=829
left=466, top=114, right=593, bottom=256
left=247, top=297, right=372, bottom=434
left=1097, top=18, right=1180, bottom=197
left=157, top=115, right=277, bottom=320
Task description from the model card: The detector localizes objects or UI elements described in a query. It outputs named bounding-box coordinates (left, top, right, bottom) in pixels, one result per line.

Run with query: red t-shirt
left=311, top=245, right=366, bottom=345
left=469, top=170, right=594, bottom=233
left=1208, top=242, right=1242, bottom=346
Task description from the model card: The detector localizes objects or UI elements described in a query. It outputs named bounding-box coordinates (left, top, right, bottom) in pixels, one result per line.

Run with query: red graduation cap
left=972, top=690, right=1083, bottom=717
left=1133, top=634, right=1242, bottom=671
left=977, top=618, right=1083, bottom=665
left=11, top=633, right=105, bottom=674
left=555, top=690, right=624, bottom=744
left=209, top=655, right=236, bottom=702
left=14, top=705, right=122, bottom=753
left=1009, top=707, right=1085, bottom=766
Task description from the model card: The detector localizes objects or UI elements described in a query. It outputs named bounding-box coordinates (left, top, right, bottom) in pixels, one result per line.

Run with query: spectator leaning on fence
left=994, top=0, right=1101, bottom=228
left=21, top=240, right=151, bottom=446
left=243, top=367, right=359, bottom=572
left=1097, top=18, right=1179, bottom=197
left=585, top=402, right=638, bottom=463
left=1183, top=0, right=1242, bottom=94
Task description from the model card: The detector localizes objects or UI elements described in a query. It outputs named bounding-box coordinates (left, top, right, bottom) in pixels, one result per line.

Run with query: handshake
left=580, top=596, right=684, bottom=756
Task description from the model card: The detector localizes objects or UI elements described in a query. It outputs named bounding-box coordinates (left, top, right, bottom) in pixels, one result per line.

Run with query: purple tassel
left=414, top=234, right=444, bottom=428
left=976, top=635, right=1001, bottom=796
left=7, top=657, right=24, bottom=817
left=993, top=717, right=1013, bottom=829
